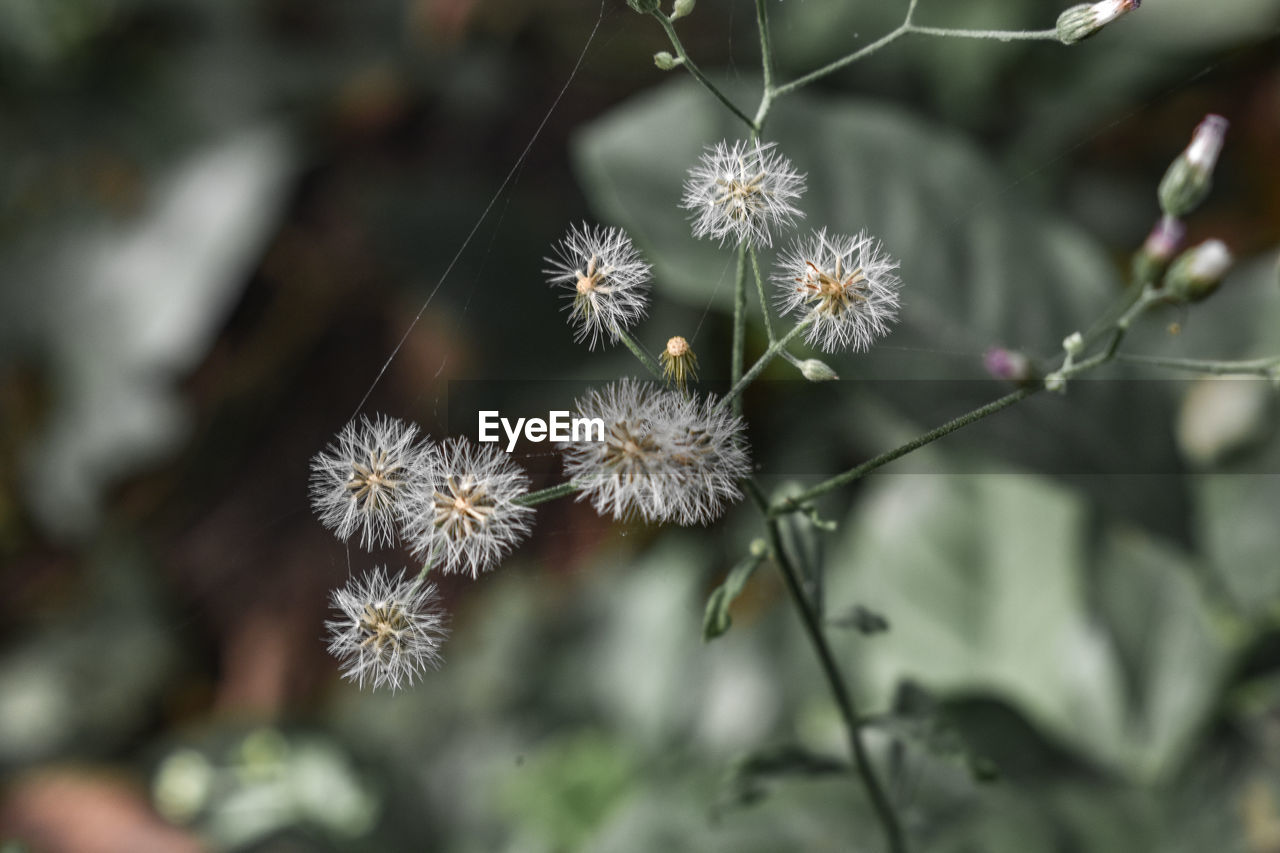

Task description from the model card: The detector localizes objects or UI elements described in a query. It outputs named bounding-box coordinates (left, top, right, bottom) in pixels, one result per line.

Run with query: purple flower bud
left=1142, top=215, right=1186, bottom=264
left=984, top=347, right=1032, bottom=383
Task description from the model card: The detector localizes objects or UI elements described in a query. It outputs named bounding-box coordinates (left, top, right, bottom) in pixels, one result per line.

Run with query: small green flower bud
left=671, top=0, right=696, bottom=20
left=1132, top=215, right=1185, bottom=286
left=1063, top=332, right=1085, bottom=357
left=798, top=358, right=839, bottom=382
left=653, top=50, right=680, bottom=71
left=626, top=0, right=660, bottom=13
left=1158, top=114, right=1228, bottom=218
left=1164, top=239, right=1233, bottom=303
left=1056, top=0, right=1140, bottom=45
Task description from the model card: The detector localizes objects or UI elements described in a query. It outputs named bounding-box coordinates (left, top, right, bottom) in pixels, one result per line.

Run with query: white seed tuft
left=681, top=139, right=805, bottom=248
left=326, top=566, right=448, bottom=691
left=773, top=228, right=902, bottom=354
left=309, top=414, right=430, bottom=551
left=544, top=223, right=652, bottom=350
left=399, top=437, right=534, bottom=578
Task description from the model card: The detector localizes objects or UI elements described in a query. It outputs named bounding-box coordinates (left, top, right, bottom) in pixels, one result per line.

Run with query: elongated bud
left=653, top=51, right=680, bottom=71
left=1056, top=0, right=1140, bottom=45
left=626, top=0, right=660, bottom=13
left=1159, top=114, right=1228, bottom=217
left=1165, top=239, right=1233, bottom=303
left=671, top=0, right=695, bottom=20
left=983, top=347, right=1033, bottom=383
left=798, top=358, right=839, bottom=382
left=1132, top=215, right=1186, bottom=285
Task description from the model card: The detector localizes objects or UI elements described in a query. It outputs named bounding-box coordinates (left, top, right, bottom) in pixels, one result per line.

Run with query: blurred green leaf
left=827, top=471, right=1234, bottom=781
left=703, top=547, right=767, bottom=641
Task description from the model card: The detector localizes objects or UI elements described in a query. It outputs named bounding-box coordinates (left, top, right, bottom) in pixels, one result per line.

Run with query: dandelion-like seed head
left=326, top=566, right=447, bottom=692
left=560, top=380, right=750, bottom=525
left=681, top=139, right=805, bottom=248
left=774, top=228, right=902, bottom=354
left=310, top=414, right=430, bottom=550
left=544, top=223, right=652, bottom=350
left=661, top=335, right=699, bottom=392
left=400, top=437, right=534, bottom=578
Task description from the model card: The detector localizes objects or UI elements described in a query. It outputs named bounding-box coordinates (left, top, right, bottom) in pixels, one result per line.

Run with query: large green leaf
left=825, top=471, right=1234, bottom=781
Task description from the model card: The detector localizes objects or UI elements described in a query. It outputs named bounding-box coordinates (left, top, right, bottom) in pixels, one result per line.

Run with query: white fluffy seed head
left=773, top=228, right=902, bottom=354
left=309, top=414, right=431, bottom=551
left=681, top=139, right=806, bottom=248
left=544, top=223, right=652, bottom=350
left=399, top=437, right=534, bottom=578
left=559, top=379, right=751, bottom=525
left=325, top=566, right=448, bottom=692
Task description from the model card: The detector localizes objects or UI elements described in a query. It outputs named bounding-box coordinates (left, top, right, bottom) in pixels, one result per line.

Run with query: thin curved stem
left=515, top=481, right=579, bottom=507
left=614, top=325, right=664, bottom=379
left=717, top=319, right=811, bottom=413
left=1115, top=353, right=1280, bottom=377
left=773, top=25, right=909, bottom=97
left=653, top=11, right=757, bottom=131
left=772, top=386, right=1038, bottom=513
left=749, top=247, right=777, bottom=345
left=755, top=0, right=775, bottom=94
left=731, top=245, right=750, bottom=415
left=906, top=24, right=1060, bottom=42
left=765, top=518, right=907, bottom=853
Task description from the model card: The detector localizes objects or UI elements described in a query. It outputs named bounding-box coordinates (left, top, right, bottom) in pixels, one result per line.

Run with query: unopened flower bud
left=1158, top=114, right=1228, bottom=218
left=1056, top=0, right=1140, bottom=45
left=660, top=335, right=699, bottom=391
left=1165, top=239, right=1233, bottom=303
left=1063, top=332, right=1085, bottom=357
left=1132, top=215, right=1186, bottom=285
left=983, top=347, right=1033, bottom=383
left=626, top=0, right=660, bottom=13
left=798, top=358, right=839, bottom=382
left=671, top=0, right=696, bottom=20
left=653, top=51, right=679, bottom=71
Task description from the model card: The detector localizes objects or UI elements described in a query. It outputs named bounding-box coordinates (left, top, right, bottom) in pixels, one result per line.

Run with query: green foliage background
left=1, top=0, right=1279, bottom=851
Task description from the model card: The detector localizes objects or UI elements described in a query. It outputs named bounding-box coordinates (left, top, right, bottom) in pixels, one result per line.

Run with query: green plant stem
left=772, top=385, right=1038, bottom=513
left=749, top=247, right=777, bottom=344
left=718, top=319, right=811, bottom=413
left=515, top=481, right=579, bottom=507
left=614, top=324, right=664, bottom=379
left=653, top=11, right=757, bottom=131
left=731, top=245, right=750, bottom=415
left=765, top=518, right=907, bottom=853
left=1115, top=353, right=1280, bottom=377
left=773, top=25, right=909, bottom=97
left=773, top=19, right=1059, bottom=98
left=906, top=25, right=1059, bottom=41
left=755, top=0, right=775, bottom=93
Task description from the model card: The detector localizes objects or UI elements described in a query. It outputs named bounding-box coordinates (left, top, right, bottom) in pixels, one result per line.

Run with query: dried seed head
left=544, top=223, right=652, bottom=350
left=773, top=228, right=902, bottom=354
left=310, top=415, right=430, bottom=550
left=559, top=380, right=750, bottom=525
left=326, top=567, right=448, bottom=691
left=400, top=437, right=534, bottom=578
left=681, top=139, right=806, bottom=248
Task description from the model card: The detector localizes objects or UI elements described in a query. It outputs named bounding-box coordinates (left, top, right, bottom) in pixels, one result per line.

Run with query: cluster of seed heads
left=313, top=134, right=902, bottom=691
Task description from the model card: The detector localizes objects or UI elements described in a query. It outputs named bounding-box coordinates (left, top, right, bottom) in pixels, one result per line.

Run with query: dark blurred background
left=2, top=0, right=1280, bottom=851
